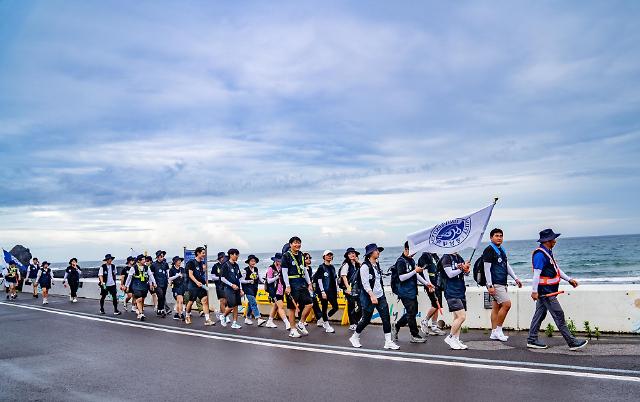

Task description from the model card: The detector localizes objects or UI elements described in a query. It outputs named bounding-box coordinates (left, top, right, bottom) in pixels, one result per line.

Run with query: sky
left=0, top=0, right=639, bottom=262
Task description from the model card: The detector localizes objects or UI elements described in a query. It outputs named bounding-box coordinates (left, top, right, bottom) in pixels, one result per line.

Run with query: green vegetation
left=545, top=323, right=555, bottom=337
left=567, top=319, right=577, bottom=337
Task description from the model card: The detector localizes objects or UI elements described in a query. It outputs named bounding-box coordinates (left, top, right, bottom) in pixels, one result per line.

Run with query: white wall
left=19, top=279, right=640, bottom=333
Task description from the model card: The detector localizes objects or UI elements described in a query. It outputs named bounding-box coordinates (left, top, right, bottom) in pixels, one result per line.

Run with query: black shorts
left=427, top=286, right=443, bottom=309
left=275, top=294, right=284, bottom=302
left=287, top=285, right=312, bottom=309
left=187, top=287, right=207, bottom=301
left=216, top=286, right=226, bottom=300
left=225, top=288, right=242, bottom=308
left=446, top=297, right=467, bottom=312
left=172, top=285, right=185, bottom=297
left=133, top=289, right=148, bottom=299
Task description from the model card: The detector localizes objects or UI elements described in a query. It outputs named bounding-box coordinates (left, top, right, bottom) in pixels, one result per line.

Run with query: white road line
left=2, top=302, right=639, bottom=383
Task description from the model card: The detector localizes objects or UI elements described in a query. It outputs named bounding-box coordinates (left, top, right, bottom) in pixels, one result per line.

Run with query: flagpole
left=467, top=197, right=499, bottom=264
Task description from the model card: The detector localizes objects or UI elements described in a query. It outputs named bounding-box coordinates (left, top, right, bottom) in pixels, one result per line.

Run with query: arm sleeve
left=304, top=267, right=311, bottom=285
left=168, top=271, right=180, bottom=283
left=63, top=271, right=68, bottom=282
left=221, top=277, right=234, bottom=287
left=125, top=270, right=133, bottom=288
left=444, top=264, right=463, bottom=279
left=360, top=265, right=373, bottom=293
left=484, top=262, right=493, bottom=286
left=77, top=268, right=82, bottom=276
left=531, top=269, right=541, bottom=293
left=417, top=273, right=432, bottom=287
left=397, top=259, right=416, bottom=281
left=317, top=274, right=324, bottom=292
left=507, top=263, right=519, bottom=281
left=147, top=269, right=156, bottom=286
left=399, top=270, right=416, bottom=281
left=558, top=267, right=572, bottom=282
left=267, top=268, right=280, bottom=284
left=36, top=270, right=41, bottom=283
left=281, top=268, right=290, bottom=287
left=210, top=273, right=220, bottom=281
left=240, top=278, right=252, bottom=284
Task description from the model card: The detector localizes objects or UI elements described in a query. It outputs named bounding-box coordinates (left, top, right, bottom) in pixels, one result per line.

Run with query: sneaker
left=244, top=318, right=254, bottom=325
left=349, top=324, right=357, bottom=331
left=420, top=319, right=430, bottom=334
left=296, top=322, right=309, bottom=336
left=410, top=335, right=427, bottom=343
left=266, top=320, right=278, bottom=328
left=430, top=326, right=445, bottom=336
left=384, top=340, right=400, bottom=350
left=303, top=322, right=309, bottom=327
left=391, top=326, right=398, bottom=341
left=231, top=322, right=242, bottom=329
left=180, top=313, right=185, bottom=321
left=527, top=340, right=548, bottom=349
left=323, top=322, right=335, bottom=333
left=123, top=302, right=128, bottom=311
left=220, top=317, right=228, bottom=327
left=99, top=310, right=106, bottom=315
left=257, top=318, right=267, bottom=327
left=317, top=318, right=325, bottom=327
left=289, top=329, right=301, bottom=338
left=161, top=311, right=166, bottom=318
left=72, top=298, right=78, bottom=303
left=204, top=319, right=215, bottom=326
left=173, top=313, right=180, bottom=320
left=456, top=338, right=469, bottom=350
left=349, top=333, right=362, bottom=348
left=185, top=316, right=192, bottom=325
left=569, top=339, right=588, bottom=351
left=199, top=311, right=205, bottom=317
left=225, top=315, right=231, bottom=324
left=137, top=313, right=143, bottom=321
left=445, top=335, right=462, bottom=350
left=42, top=299, right=48, bottom=305
left=490, top=331, right=508, bottom=342
left=285, top=321, right=291, bottom=331
left=114, top=311, right=122, bottom=316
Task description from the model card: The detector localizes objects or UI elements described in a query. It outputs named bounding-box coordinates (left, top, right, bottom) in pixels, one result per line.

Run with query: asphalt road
left=1, top=294, right=639, bottom=402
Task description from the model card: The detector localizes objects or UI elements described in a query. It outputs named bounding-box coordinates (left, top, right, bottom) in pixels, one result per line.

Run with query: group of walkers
left=1, top=228, right=588, bottom=351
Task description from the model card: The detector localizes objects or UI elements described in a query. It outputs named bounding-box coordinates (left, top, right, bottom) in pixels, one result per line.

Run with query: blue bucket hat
left=364, top=243, right=384, bottom=256
left=537, top=228, right=561, bottom=243
left=271, top=252, right=283, bottom=262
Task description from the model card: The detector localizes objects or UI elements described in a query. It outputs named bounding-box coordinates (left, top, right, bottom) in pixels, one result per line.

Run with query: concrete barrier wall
left=18, top=279, right=640, bottom=333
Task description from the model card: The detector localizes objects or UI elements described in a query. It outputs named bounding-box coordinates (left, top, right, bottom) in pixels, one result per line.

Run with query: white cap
left=323, top=250, right=334, bottom=257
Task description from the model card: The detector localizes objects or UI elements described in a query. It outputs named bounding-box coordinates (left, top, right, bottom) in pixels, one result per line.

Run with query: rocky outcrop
left=9, top=245, right=32, bottom=266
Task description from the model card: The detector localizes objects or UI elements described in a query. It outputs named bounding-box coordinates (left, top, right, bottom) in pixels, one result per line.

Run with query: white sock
left=205, top=314, right=210, bottom=321
left=351, top=332, right=360, bottom=339
left=454, top=334, right=460, bottom=340
left=496, top=326, right=503, bottom=332
left=283, top=317, right=290, bottom=326
left=384, top=333, right=392, bottom=342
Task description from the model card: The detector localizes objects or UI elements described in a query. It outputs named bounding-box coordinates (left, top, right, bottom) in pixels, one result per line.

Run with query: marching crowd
left=1, top=228, right=588, bottom=351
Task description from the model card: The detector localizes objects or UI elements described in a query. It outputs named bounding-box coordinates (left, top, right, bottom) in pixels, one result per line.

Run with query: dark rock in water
left=9, top=245, right=32, bottom=266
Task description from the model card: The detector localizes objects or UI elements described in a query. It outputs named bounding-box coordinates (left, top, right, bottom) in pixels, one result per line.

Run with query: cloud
left=0, top=1, right=639, bottom=261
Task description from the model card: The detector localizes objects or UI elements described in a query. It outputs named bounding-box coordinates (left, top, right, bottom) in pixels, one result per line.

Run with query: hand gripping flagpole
left=466, top=197, right=499, bottom=265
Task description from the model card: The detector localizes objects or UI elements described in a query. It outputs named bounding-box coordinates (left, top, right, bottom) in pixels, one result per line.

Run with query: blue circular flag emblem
left=429, top=218, right=472, bottom=248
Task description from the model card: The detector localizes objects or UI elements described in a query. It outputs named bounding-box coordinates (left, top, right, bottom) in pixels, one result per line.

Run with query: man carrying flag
left=3, top=249, right=26, bottom=300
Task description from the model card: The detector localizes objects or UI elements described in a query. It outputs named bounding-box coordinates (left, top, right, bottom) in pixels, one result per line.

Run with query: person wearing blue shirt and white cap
left=527, top=229, right=588, bottom=351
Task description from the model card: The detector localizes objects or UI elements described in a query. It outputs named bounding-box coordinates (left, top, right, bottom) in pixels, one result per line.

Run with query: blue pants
left=246, top=295, right=260, bottom=319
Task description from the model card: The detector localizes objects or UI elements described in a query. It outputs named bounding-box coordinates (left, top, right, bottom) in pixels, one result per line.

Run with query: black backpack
left=348, top=266, right=361, bottom=298
left=473, top=256, right=486, bottom=286
left=389, top=258, right=402, bottom=295
left=436, top=257, right=448, bottom=289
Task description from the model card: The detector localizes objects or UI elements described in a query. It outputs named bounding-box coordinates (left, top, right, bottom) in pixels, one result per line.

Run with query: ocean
left=47, top=234, right=640, bottom=284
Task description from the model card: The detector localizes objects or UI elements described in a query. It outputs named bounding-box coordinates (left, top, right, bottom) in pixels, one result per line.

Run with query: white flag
left=407, top=202, right=496, bottom=256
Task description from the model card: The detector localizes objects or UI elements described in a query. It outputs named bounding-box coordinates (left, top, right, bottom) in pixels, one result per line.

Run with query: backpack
left=389, top=258, right=402, bottom=295
left=436, top=257, right=448, bottom=289
left=348, top=266, right=361, bottom=298
left=473, top=256, right=486, bottom=286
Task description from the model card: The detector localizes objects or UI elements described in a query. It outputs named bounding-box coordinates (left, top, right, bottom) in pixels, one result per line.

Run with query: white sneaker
left=266, top=320, right=278, bottom=328
left=297, top=322, right=309, bottom=336
left=456, top=338, right=469, bottom=350
left=244, top=318, right=254, bottom=325
left=317, top=318, right=325, bottom=327
left=431, top=326, right=445, bottom=336
left=257, top=318, right=267, bottom=327
left=289, top=329, right=301, bottom=338
left=384, top=340, right=400, bottom=350
left=490, top=331, right=509, bottom=342
left=72, top=298, right=78, bottom=303
left=43, top=299, right=48, bottom=305
left=231, top=322, right=242, bottom=329
left=349, top=324, right=357, bottom=331
left=285, top=321, right=291, bottom=331
left=420, top=319, right=430, bottom=334
left=220, top=316, right=228, bottom=327
left=445, top=335, right=462, bottom=350
left=226, top=315, right=232, bottom=324
left=323, top=322, right=335, bottom=333
left=349, top=333, right=362, bottom=348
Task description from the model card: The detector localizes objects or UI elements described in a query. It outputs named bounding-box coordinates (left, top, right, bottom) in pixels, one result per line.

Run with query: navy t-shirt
left=482, top=245, right=508, bottom=285
left=441, top=254, right=466, bottom=299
